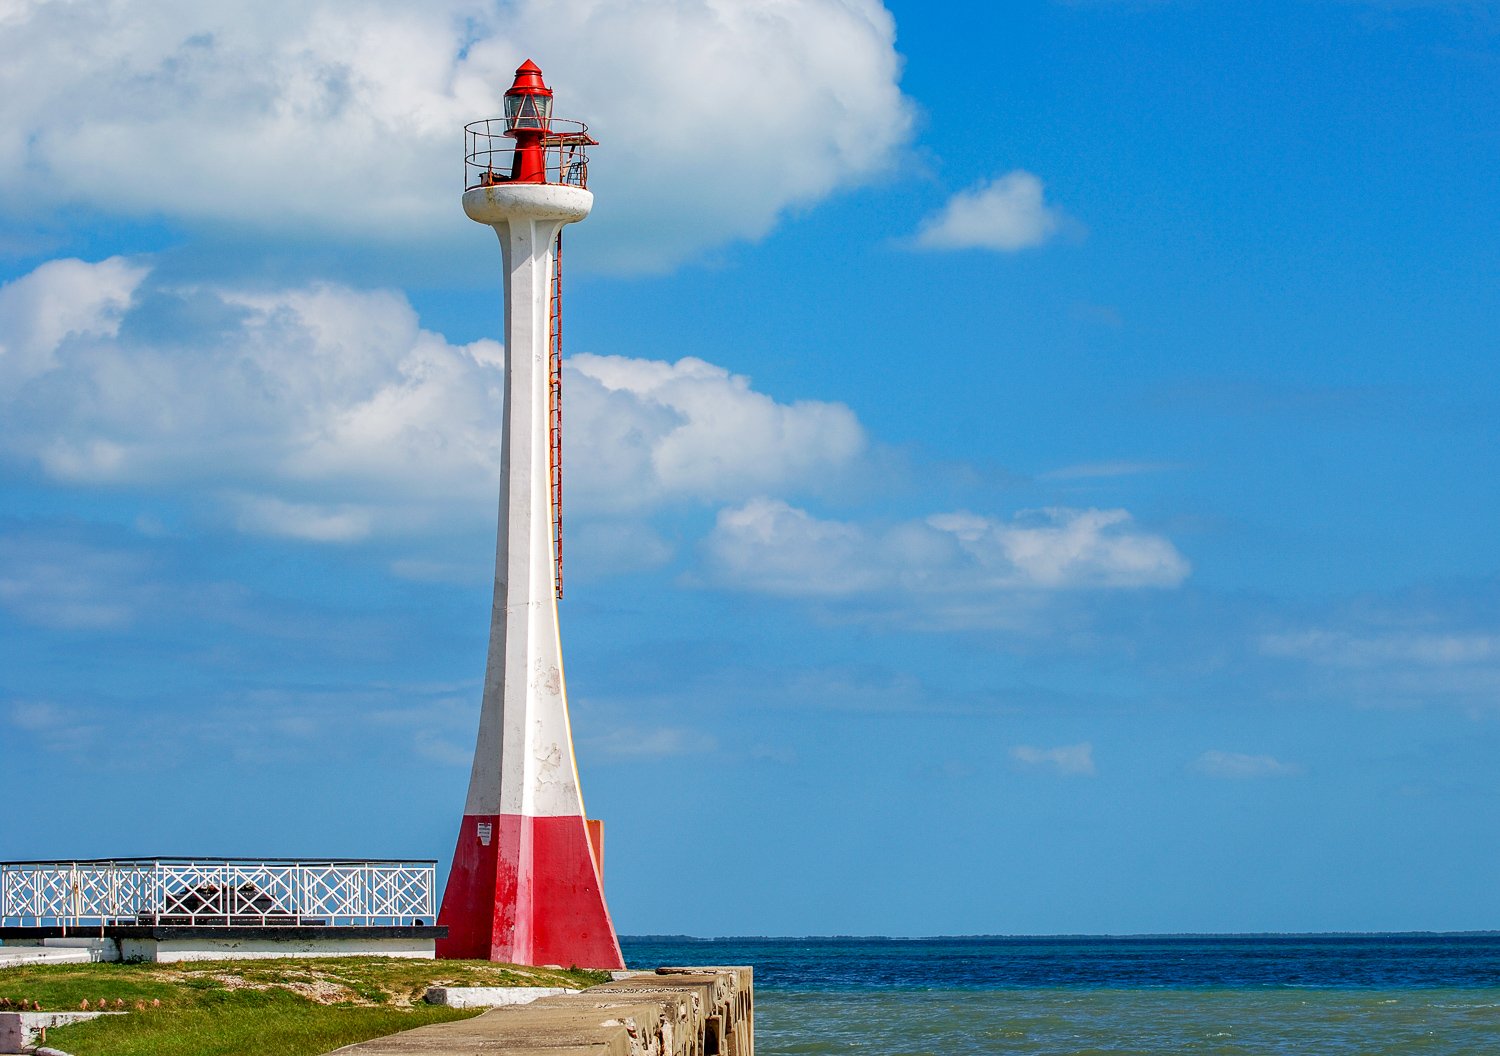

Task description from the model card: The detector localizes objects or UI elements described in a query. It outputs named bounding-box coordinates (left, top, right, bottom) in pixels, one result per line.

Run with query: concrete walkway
left=333, top=967, right=753, bottom=1056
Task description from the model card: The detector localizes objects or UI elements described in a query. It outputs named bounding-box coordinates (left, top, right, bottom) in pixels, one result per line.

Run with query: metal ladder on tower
left=548, top=231, right=565, bottom=600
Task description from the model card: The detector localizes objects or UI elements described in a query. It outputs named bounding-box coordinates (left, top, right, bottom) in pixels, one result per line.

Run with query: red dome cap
left=506, top=59, right=553, bottom=98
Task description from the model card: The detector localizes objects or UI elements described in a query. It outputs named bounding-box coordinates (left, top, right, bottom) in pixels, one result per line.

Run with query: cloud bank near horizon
left=1, top=255, right=1189, bottom=626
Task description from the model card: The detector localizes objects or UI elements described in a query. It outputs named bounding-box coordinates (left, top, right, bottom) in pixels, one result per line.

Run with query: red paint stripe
left=437, top=813, right=624, bottom=969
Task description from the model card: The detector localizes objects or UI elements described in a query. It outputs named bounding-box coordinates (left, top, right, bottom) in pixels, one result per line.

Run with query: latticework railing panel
left=1, top=858, right=435, bottom=928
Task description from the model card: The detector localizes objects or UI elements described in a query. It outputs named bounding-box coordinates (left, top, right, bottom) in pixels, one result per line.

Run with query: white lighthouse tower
left=436, top=60, right=624, bottom=970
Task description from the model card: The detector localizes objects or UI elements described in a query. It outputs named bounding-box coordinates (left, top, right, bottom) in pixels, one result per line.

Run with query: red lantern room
left=465, top=60, right=597, bottom=189
left=504, top=60, right=554, bottom=133
left=504, top=60, right=552, bottom=182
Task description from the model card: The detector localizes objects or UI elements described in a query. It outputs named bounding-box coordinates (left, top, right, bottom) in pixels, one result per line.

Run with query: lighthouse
left=436, top=61, right=624, bottom=970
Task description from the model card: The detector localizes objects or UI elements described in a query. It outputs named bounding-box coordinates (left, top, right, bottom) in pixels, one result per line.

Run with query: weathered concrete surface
left=1, top=928, right=443, bottom=964
left=334, top=966, right=753, bottom=1056
left=589, top=968, right=754, bottom=1056
left=0, top=1009, right=116, bottom=1050
left=120, top=935, right=435, bottom=962
left=32, top=937, right=116, bottom=962
left=330, top=1005, right=636, bottom=1055
left=0, top=946, right=92, bottom=968
left=425, top=986, right=578, bottom=1008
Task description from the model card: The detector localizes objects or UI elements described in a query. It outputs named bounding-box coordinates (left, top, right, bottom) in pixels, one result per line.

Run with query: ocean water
left=620, top=935, right=1500, bottom=1055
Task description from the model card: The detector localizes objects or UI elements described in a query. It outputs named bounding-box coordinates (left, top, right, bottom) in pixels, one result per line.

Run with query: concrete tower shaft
left=462, top=183, right=591, bottom=825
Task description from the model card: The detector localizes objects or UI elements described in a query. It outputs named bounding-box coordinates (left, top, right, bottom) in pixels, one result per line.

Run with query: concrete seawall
left=0, top=1009, right=117, bottom=1051
left=335, top=967, right=753, bottom=1056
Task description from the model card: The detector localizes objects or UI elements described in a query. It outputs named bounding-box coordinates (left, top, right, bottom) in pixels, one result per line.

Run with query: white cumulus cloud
left=0, top=256, right=146, bottom=389
left=1011, top=742, right=1095, bottom=776
left=568, top=354, right=866, bottom=512
left=915, top=171, right=1068, bottom=252
left=702, top=499, right=1189, bottom=600
left=0, top=257, right=865, bottom=538
left=0, top=0, right=912, bottom=271
left=0, top=258, right=505, bottom=514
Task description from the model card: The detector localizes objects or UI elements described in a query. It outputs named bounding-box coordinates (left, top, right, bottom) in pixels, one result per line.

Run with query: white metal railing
left=0, top=858, right=435, bottom=929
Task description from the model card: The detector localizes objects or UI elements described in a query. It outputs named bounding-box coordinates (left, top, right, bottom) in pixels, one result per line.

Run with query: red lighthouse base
left=436, top=813, right=625, bottom=969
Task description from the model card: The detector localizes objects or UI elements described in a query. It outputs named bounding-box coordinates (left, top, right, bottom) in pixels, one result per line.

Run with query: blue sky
left=2, top=0, right=1498, bottom=936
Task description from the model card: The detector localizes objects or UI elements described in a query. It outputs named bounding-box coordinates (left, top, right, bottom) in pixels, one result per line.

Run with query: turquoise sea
left=621, top=935, right=1500, bottom=1055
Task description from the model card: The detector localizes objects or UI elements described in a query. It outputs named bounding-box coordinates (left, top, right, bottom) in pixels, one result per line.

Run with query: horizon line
left=619, top=930, right=1500, bottom=941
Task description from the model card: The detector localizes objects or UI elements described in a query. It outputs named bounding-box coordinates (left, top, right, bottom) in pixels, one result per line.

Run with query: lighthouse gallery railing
left=464, top=117, right=593, bottom=190
left=0, top=857, right=435, bottom=928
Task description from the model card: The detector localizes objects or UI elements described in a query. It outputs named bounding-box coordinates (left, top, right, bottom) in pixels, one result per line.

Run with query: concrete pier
left=334, top=966, right=753, bottom=1056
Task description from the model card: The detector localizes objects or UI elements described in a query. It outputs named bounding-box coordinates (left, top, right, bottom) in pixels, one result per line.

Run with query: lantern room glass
left=505, top=93, right=552, bottom=131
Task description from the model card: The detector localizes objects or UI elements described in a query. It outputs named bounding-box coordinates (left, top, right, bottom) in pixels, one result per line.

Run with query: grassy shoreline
left=0, top=956, right=608, bottom=1056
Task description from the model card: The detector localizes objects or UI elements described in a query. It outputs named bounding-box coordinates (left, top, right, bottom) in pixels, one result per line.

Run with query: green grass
left=41, top=990, right=475, bottom=1056
left=0, top=956, right=610, bottom=1056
